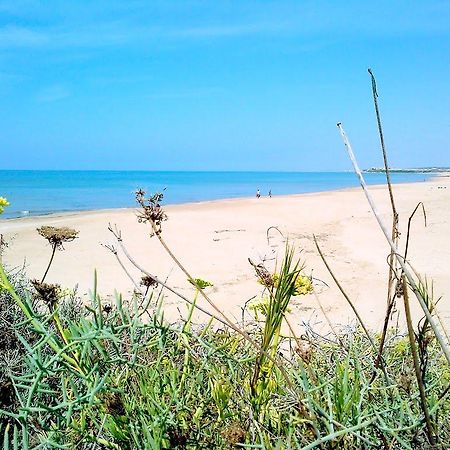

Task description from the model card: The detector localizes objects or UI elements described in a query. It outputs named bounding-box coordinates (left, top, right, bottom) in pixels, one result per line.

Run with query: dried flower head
left=103, top=392, right=126, bottom=416
left=395, top=279, right=404, bottom=298
left=140, top=274, right=158, bottom=289
left=248, top=258, right=274, bottom=288
left=135, top=189, right=167, bottom=235
left=37, top=226, right=79, bottom=250
left=167, top=425, right=189, bottom=448
left=221, top=422, right=246, bottom=445
left=31, top=280, right=61, bottom=311
left=295, top=339, right=313, bottom=363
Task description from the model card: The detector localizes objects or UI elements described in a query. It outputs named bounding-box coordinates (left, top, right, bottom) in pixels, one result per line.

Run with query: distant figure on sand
left=268, top=190, right=272, bottom=198
left=256, top=189, right=261, bottom=198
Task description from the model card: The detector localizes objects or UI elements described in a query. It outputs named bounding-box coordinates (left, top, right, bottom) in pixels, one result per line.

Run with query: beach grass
left=1, top=242, right=449, bottom=449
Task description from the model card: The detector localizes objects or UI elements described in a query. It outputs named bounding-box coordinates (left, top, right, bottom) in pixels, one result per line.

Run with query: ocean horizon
left=0, top=170, right=431, bottom=219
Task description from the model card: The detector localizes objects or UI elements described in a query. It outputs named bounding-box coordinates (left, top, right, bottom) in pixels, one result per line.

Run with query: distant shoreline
left=364, top=167, right=450, bottom=174
left=0, top=174, right=440, bottom=223
left=0, top=170, right=436, bottom=220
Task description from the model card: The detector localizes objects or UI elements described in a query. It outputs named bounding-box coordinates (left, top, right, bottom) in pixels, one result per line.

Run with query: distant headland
left=364, top=167, right=450, bottom=173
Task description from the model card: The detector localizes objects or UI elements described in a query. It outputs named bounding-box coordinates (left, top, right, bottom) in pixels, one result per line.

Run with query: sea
left=0, top=170, right=430, bottom=219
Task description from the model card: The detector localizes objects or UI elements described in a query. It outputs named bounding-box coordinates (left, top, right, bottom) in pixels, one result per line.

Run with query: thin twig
left=266, top=226, right=284, bottom=246
left=311, top=290, right=347, bottom=350
left=368, top=68, right=397, bottom=219
left=314, top=234, right=391, bottom=384
left=313, top=236, right=379, bottom=355
left=404, top=202, right=426, bottom=261
left=107, top=225, right=230, bottom=328
left=103, top=244, right=143, bottom=295
left=150, top=220, right=258, bottom=339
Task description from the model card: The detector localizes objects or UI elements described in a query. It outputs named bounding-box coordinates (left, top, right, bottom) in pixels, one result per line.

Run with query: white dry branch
left=337, top=122, right=450, bottom=366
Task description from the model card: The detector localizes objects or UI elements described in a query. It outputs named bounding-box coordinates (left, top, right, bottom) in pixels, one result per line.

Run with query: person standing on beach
left=256, top=189, right=261, bottom=198
left=268, top=190, right=272, bottom=198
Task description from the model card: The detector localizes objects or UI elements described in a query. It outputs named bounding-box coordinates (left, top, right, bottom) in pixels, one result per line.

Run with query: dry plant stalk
left=106, top=224, right=230, bottom=327
left=313, top=237, right=378, bottom=354
left=368, top=69, right=401, bottom=371
left=336, top=122, right=450, bottom=365
left=37, top=226, right=79, bottom=282
left=337, top=121, right=447, bottom=444
left=248, top=258, right=275, bottom=288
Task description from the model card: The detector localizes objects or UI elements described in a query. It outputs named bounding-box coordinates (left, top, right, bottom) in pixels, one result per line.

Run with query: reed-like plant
left=250, top=244, right=302, bottom=412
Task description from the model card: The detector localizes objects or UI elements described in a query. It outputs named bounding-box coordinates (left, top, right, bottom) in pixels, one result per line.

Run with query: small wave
left=20, top=210, right=30, bottom=215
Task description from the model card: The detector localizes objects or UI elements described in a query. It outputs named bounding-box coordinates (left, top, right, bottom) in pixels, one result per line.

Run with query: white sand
left=1, top=175, right=449, bottom=333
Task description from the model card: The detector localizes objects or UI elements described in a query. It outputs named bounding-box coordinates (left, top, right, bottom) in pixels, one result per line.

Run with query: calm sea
left=0, top=171, right=430, bottom=219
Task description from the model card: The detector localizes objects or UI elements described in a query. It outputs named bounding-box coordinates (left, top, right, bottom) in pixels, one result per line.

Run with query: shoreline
left=1, top=174, right=449, bottom=333
left=1, top=174, right=442, bottom=223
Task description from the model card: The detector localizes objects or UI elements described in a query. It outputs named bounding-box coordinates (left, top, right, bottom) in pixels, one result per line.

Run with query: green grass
left=1, top=261, right=449, bottom=449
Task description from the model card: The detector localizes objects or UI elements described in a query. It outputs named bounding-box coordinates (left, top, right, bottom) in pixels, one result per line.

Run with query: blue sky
left=0, top=0, right=449, bottom=171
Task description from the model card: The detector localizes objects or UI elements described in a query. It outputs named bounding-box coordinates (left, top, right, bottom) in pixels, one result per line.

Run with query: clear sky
left=1, top=1, right=449, bottom=171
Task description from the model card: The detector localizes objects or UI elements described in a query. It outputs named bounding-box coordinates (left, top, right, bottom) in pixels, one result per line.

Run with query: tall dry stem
left=368, top=69, right=400, bottom=371
left=336, top=122, right=450, bottom=365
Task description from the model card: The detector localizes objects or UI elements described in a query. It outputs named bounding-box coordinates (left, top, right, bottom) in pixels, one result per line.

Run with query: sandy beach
left=1, top=175, right=449, bottom=333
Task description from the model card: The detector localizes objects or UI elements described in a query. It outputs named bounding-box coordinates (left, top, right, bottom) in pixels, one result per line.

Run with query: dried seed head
left=135, top=189, right=167, bottom=235
left=221, top=422, right=246, bottom=445
left=103, top=392, right=126, bottom=416
left=37, top=226, right=79, bottom=250
left=295, top=339, right=313, bottom=363
left=399, top=371, right=412, bottom=394
left=395, top=279, right=404, bottom=298
left=140, top=274, right=158, bottom=288
left=423, top=333, right=434, bottom=347
left=248, top=258, right=274, bottom=288
left=31, top=280, right=61, bottom=310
